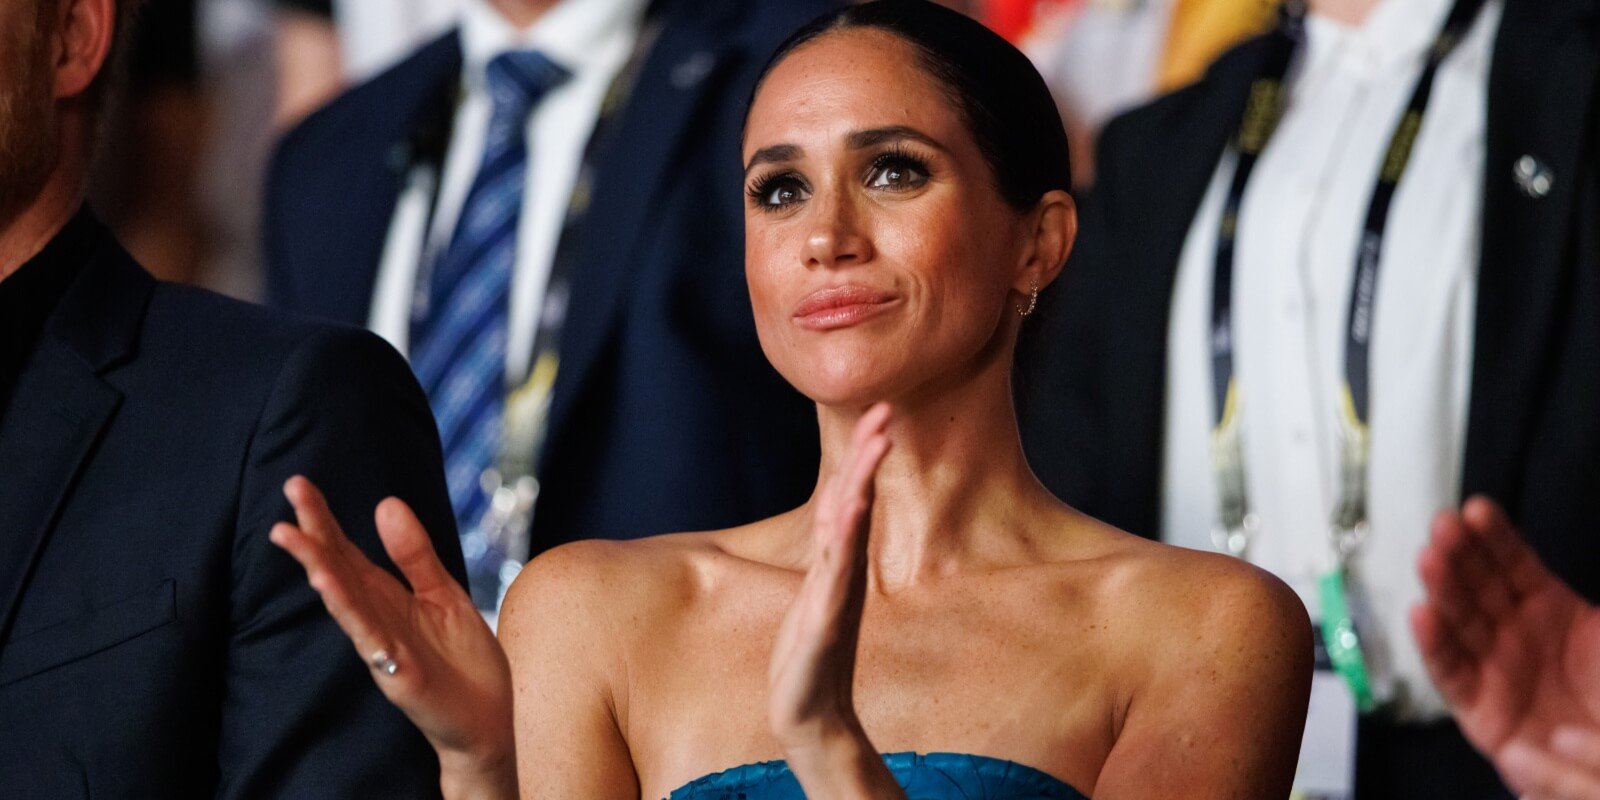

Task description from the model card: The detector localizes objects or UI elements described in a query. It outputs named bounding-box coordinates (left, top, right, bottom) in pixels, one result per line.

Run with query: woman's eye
left=749, top=176, right=810, bottom=210
left=867, top=156, right=929, bottom=190
left=766, top=183, right=805, bottom=206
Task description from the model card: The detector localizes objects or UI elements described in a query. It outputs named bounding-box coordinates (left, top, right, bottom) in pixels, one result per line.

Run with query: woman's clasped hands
left=269, top=404, right=906, bottom=799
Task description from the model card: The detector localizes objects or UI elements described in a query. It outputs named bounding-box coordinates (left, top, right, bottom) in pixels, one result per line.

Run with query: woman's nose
left=803, top=193, right=873, bottom=270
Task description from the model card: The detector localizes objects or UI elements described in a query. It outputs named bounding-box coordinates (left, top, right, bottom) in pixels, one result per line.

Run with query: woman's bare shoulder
left=498, top=520, right=785, bottom=646
left=1066, top=517, right=1311, bottom=663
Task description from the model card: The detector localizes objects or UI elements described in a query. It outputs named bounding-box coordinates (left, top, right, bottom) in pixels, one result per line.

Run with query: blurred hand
left=768, top=404, right=903, bottom=797
left=270, top=477, right=516, bottom=797
left=1410, top=495, right=1600, bottom=797
left=1500, top=726, right=1600, bottom=800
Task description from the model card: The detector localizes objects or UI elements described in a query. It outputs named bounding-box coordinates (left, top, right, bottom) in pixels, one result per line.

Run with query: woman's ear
left=1015, top=189, right=1077, bottom=294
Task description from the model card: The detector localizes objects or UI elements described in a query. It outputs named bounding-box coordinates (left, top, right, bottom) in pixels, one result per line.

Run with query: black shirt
left=0, top=208, right=96, bottom=426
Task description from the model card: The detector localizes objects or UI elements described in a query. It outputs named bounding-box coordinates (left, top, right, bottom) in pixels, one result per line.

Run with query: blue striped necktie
left=409, top=50, right=568, bottom=607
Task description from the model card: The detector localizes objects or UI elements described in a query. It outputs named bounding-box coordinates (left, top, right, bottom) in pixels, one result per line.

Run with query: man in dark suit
left=265, top=0, right=836, bottom=611
left=0, top=0, right=467, bottom=795
left=1019, top=0, right=1599, bottom=797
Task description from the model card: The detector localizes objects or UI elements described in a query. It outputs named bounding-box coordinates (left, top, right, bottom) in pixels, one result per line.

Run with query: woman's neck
left=807, top=343, right=1057, bottom=591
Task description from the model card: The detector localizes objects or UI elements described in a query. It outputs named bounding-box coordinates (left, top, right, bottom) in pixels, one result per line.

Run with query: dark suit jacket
left=265, top=0, right=837, bottom=552
left=1019, top=1, right=1599, bottom=797
left=0, top=216, right=468, bottom=797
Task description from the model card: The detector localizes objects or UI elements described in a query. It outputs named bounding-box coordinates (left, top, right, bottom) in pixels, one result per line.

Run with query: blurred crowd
left=95, top=0, right=1277, bottom=296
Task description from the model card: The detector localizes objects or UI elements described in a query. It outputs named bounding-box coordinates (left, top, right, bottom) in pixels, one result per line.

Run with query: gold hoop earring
left=1017, top=282, right=1039, bottom=318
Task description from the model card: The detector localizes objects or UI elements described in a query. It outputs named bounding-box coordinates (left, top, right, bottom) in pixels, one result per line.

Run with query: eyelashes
left=745, top=171, right=808, bottom=211
left=744, top=146, right=933, bottom=213
left=865, top=146, right=931, bottom=191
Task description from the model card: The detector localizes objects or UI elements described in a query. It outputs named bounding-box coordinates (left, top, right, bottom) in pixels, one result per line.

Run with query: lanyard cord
left=1207, top=0, right=1489, bottom=558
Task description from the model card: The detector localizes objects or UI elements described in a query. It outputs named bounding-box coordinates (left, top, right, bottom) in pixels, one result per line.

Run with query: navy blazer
left=265, top=0, right=836, bottom=551
left=1019, top=1, right=1600, bottom=797
left=0, top=216, right=467, bottom=796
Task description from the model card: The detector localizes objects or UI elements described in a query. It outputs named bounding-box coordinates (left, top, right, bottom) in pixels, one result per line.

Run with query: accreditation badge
left=1317, top=566, right=1396, bottom=713
left=1291, top=666, right=1356, bottom=800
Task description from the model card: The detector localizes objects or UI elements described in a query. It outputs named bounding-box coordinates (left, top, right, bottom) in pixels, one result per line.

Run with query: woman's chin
left=788, top=370, right=907, bottom=409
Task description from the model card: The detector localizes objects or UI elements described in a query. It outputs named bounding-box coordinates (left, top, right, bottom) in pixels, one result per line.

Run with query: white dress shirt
left=369, top=0, right=648, bottom=381
left=1161, top=0, right=1503, bottom=720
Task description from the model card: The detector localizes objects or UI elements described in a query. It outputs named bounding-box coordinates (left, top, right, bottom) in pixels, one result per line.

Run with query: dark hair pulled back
left=748, top=0, right=1072, bottom=210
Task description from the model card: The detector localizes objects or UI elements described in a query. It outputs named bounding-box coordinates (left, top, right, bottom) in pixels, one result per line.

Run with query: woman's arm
left=498, top=543, right=641, bottom=798
left=1092, top=562, right=1313, bottom=799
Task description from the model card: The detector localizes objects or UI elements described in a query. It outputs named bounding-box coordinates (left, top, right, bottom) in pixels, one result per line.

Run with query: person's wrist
left=437, top=744, right=517, bottom=800
left=780, top=719, right=900, bottom=799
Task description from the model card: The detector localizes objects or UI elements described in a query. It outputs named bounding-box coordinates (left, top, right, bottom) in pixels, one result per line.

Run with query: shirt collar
left=1307, top=0, right=1456, bottom=74
left=458, top=0, right=650, bottom=94
left=0, top=206, right=95, bottom=349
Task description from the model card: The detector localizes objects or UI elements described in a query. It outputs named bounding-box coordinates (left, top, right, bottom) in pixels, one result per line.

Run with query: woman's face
left=742, top=29, right=1042, bottom=407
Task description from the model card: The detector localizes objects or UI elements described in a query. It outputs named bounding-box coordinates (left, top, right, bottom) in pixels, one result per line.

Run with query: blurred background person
left=1413, top=496, right=1600, bottom=800
left=1019, top=0, right=1600, bottom=796
left=264, top=0, right=836, bottom=615
left=84, top=0, right=464, bottom=306
left=272, top=0, right=463, bottom=125
left=333, top=0, right=462, bottom=82
left=977, top=0, right=1277, bottom=186
left=89, top=0, right=206, bottom=285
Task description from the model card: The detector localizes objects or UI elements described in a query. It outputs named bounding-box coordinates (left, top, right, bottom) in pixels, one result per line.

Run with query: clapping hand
left=1411, top=496, right=1600, bottom=799
left=270, top=477, right=517, bottom=798
left=768, top=403, right=905, bottom=797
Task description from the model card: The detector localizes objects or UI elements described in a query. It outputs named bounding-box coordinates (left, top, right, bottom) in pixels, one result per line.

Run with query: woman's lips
left=791, top=285, right=901, bottom=331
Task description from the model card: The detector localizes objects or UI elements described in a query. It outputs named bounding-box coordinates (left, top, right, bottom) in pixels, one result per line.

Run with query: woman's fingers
left=852, top=403, right=892, bottom=448
left=1462, top=495, right=1546, bottom=599
left=838, top=435, right=890, bottom=541
left=1409, top=602, right=1480, bottom=711
left=375, top=497, right=461, bottom=601
left=1553, top=728, right=1600, bottom=775
left=269, top=520, right=387, bottom=660
left=285, top=475, right=340, bottom=545
left=1501, top=737, right=1600, bottom=800
left=1418, top=512, right=1497, bottom=655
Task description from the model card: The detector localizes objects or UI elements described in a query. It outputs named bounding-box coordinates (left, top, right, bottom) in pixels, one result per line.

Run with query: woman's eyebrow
left=744, top=144, right=802, bottom=175
left=847, top=126, right=946, bottom=152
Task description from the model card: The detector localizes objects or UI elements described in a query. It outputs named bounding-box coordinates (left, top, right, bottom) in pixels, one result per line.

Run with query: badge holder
left=1320, top=408, right=1393, bottom=713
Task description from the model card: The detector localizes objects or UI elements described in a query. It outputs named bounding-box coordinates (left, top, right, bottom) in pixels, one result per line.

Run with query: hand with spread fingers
left=270, top=477, right=517, bottom=799
left=768, top=403, right=906, bottom=798
left=1410, top=495, right=1600, bottom=799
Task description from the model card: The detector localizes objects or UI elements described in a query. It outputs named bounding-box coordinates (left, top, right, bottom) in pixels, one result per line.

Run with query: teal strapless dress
left=667, top=752, right=1088, bottom=799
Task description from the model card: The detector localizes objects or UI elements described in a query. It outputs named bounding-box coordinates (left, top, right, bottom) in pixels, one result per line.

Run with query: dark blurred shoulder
left=270, top=30, right=461, bottom=176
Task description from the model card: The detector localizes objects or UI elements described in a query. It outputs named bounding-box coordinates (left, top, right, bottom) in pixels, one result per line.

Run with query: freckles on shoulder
left=1191, top=554, right=1314, bottom=682
left=1118, top=547, right=1314, bottom=682
left=498, top=540, right=662, bottom=646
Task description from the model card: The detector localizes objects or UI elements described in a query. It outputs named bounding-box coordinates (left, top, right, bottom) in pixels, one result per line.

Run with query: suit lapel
left=1098, top=38, right=1277, bottom=536
left=0, top=342, right=121, bottom=645
left=0, top=240, right=149, bottom=646
left=1462, top=0, right=1600, bottom=507
left=540, top=8, right=737, bottom=470
left=298, top=33, right=462, bottom=327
